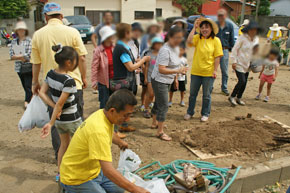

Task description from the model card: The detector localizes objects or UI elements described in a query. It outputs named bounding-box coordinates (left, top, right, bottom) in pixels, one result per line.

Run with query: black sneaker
left=221, top=90, right=230, bottom=96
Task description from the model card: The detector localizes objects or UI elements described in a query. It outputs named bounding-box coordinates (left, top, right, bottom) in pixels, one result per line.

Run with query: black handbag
left=20, top=62, right=32, bottom=74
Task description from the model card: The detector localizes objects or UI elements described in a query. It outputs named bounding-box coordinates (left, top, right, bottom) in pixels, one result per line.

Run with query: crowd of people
left=8, top=1, right=288, bottom=192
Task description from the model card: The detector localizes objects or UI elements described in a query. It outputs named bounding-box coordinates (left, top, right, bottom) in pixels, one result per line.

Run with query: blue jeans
left=98, top=83, right=110, bottom=109
left=220, top=49, right=229, bottom=92
left=187, top=75, right=214, bottom=117
left=61, top=171, right=124, bottom=193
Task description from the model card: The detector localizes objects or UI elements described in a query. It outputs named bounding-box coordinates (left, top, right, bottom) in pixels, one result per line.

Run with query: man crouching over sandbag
left=60, top=89, right=149, bottom=193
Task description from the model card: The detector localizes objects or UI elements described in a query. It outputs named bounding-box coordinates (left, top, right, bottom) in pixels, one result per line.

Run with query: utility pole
left=255, top=0, right=261, bottom=21
left=240, top=0, right=246, bottom=25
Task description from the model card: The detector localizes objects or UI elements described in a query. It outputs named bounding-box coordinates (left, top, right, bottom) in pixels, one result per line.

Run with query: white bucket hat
left=15, top=21, right=28, bottom=31
left=99, top=26, right=116, bottom=43
left=270, top=23, right=281, bottom=31
left=241, top=19, right=250, bottom=26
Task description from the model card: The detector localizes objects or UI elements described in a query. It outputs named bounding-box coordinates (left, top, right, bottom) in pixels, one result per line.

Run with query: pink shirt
left=91, top=44, right=114, bottom=88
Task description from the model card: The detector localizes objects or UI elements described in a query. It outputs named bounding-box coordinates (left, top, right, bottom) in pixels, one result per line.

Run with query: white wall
left=48, top=0, right=121, bottom=16
left=121, top=0, right=156, bottom=23
left=156, top=0, right=182, bottom=19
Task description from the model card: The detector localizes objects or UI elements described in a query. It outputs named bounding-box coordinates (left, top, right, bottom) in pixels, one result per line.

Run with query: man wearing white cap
left=31, top=2, right=88, bottom=166
left=267, top=23, right=282, bottom=42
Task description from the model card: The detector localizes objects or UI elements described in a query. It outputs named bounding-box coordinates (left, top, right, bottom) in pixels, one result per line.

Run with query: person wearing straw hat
left=239, top=19, right=250, bottom=36
left=184, top=17, right=223, bottom=122
left=267, top=23, right=282, bottom=42
left=228, top=20, right=260, bottom=107
left=9, top=21, right=32, bottom=109
left=91, top=26, right=116, bottom=109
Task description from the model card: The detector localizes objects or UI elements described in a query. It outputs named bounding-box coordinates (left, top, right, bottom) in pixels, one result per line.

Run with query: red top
left=104, top=46, right=114, bottom=79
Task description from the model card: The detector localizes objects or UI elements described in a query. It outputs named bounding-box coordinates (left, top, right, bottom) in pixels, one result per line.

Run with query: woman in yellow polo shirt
left=184, top=18, right=223, bottom=122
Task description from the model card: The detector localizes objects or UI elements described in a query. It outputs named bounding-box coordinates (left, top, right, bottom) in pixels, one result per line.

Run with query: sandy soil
left=0, top=43, right=290, bottom=193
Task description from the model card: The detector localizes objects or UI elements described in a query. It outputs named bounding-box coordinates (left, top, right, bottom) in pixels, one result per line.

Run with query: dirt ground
left=1, top=42, right=290, bottom=193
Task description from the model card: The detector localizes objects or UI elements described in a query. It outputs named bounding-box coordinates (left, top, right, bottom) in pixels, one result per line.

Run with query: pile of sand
left=173, top=119, right=286, bottom=155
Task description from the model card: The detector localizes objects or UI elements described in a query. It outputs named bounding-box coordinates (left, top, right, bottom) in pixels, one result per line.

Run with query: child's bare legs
left=267, top=83, right=272, bottom=97
left=141, top=86, right=147, bottom=107
left=180, top=91, right=185, bottom=102
left=145, top=83, right=154, bottom=109
left=57, top=133, right=71, bottom=171
left=169, top=92, right=174, bottom=103
left=258, top=80, right=266, bottom=94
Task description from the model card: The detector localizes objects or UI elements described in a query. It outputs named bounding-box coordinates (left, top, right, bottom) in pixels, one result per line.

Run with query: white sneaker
left=140, top=105, right=145, bottom=112
left=201, top=116, right=209, bottom=122
left=184, top=114, right=192, bottom=120
left=255, top=94, right=261, bottom=100
left=264, top=96, right=269, bottom=102
left=228, top=97, right=237, bottom=106
left=237, top=98, right=246, bottom=106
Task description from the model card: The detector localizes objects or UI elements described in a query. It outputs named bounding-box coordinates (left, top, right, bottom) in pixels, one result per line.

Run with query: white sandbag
left=118, top=150, right=169, bottom=193
left=118, top=149, right=141, bottom=173
left=18, top=95, right=50, bottom=132
left=124, top=172, right=169, bottom=193
left=251, top=58, right=264, bottom=73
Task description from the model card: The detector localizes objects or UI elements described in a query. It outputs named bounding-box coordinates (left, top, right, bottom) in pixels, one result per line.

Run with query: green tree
left=257, top=0, right=271, bottom=16
left=0, top=0, right=30, bottom=19
left=176, top=0, right=206, bottom=17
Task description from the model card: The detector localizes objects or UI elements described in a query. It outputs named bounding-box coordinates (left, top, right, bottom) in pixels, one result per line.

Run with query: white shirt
left=178, top=56, right=188, bottom=81
left=263, top=58, right=279, bottom=76
left=230, top=34, right=259, bottom=73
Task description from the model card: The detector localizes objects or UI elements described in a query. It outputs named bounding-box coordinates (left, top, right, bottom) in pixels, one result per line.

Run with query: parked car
left=64, top=15, right=94, bottom=44
left=187, top=15, right=239, bottom=42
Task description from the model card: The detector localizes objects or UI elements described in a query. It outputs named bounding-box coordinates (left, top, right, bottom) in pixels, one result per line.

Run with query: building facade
left=200, top=0, right=255, bottom=20
left=46, top=0, right=182, bottom=26
left=270, top=0, right=290, bottom=16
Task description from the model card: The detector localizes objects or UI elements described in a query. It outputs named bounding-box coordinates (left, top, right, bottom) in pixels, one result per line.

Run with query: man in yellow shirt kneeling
left=60, top=89, right=149, bottom=193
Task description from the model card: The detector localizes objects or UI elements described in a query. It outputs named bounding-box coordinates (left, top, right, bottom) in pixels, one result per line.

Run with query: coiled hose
left=134, top=160, right=241, bottom=193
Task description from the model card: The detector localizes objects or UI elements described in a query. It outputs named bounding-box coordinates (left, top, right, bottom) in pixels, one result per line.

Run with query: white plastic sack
left=124, top=172, right=169, bottom=193
left=118, top=149, right=141, bottom=173
left=18, top=95, right=50, bottom=132
left=118, top=149, right=169, bottom=193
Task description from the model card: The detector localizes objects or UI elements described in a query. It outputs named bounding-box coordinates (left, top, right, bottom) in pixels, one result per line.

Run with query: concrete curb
left=227, top=156, right=290, bottom=193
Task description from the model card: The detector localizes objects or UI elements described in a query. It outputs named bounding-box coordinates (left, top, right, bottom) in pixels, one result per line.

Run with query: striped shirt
left=45, top=70, right=81, bottom=123
left=9, top=37, right=32, bottom=73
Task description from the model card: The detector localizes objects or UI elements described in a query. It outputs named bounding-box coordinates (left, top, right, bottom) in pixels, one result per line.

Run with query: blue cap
left=151, top=36, right=164, bottom=45
left=43, top=2, right=62, bottom=15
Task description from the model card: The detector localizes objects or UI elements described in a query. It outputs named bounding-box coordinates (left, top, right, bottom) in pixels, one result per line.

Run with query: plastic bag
left=118, top=150, right=169, bottom=193
left=118, top=149, right=141, bottom=173
left=18, top=96, right=50, bottom=132
left=124, top=172, right=169, bottom=193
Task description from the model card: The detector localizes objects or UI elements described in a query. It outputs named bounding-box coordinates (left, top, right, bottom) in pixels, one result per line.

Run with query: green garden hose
left=134, top=160, right=241, bottom=192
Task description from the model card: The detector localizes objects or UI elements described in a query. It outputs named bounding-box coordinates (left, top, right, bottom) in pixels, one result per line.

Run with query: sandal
left=150, top=125, right=168, bottom=129
left=143, top=110, right=151, bottom=119
left=157, top=133, right=172, bottom=141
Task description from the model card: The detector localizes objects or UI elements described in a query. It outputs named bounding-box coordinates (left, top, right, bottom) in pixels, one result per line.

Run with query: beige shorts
left=55, top=119, right=82, bottom=136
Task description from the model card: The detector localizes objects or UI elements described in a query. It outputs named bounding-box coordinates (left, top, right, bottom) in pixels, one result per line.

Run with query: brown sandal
left=157, top=133, right=172, bottom=141
left=151, top=125, right=168, bottom=129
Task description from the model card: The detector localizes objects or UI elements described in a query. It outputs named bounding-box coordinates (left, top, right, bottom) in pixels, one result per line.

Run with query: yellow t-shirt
left=60, top=110, right=114, bottom=185
left=31, top=18, right=88, bottom=89
left=190, top=34, right=223, bottom=77
left=267, top=30, right=282, bottom=41
left=239, top=26, right=244, bottom=36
